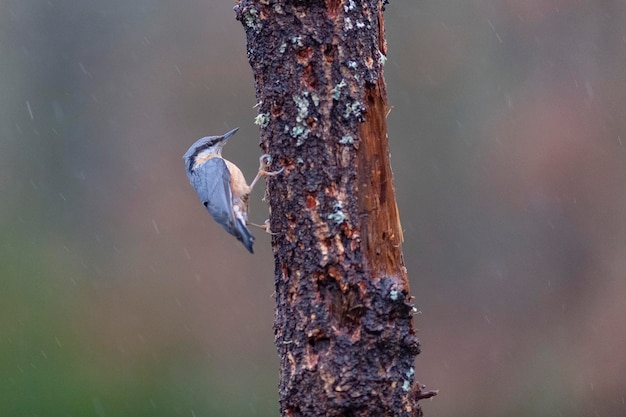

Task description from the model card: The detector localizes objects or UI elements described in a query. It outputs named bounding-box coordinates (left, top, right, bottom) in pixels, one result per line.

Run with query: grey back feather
left=186, top=158, right=254, bottom=253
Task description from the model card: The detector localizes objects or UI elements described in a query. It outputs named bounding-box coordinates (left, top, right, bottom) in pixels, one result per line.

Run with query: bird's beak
left=221, top=127, right=239, bottom=143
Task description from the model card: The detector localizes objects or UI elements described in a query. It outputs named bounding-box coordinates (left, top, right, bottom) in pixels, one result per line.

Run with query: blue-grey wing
left=188, top=158, right=236, bottom=234
left=187, top=158, right=255, bottom=253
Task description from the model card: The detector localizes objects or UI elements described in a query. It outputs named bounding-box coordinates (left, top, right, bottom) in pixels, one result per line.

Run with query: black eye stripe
left=200, top=140, right=217, bottom=150
left=191, top=138, right=220, bottom=158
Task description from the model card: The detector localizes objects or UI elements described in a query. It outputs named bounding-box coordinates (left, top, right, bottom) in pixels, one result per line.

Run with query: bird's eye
left=203, top=201, right=209, bottom=208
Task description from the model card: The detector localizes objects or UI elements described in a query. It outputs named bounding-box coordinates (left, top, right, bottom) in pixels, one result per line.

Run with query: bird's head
left=183, top=127, right=239, bottom=173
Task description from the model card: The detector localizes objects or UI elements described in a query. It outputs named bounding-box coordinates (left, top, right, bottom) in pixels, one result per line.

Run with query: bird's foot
left=249, top=219, right=278, bottom=235
left=258, top=154, right=284, bottom=177
left=249, top=154, right=284, bottom=190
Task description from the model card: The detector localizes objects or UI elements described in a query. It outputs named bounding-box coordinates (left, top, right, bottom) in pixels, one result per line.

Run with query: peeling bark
left=235, top=1, right=432, bottom=415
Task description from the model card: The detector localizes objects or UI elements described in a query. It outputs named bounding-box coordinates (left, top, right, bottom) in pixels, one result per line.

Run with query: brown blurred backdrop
left=2, top=1, right=625, bottom=416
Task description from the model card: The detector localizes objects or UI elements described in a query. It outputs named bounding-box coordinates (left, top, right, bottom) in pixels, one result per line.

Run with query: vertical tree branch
left=235, top=1, right=432, bottom=415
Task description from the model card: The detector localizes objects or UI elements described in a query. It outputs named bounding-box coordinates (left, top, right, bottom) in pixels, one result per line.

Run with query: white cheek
left=197, top=149, right=213, bottom=160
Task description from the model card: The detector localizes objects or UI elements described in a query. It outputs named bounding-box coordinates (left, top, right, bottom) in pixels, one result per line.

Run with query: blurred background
left=2, top=0, right=625, bottom=416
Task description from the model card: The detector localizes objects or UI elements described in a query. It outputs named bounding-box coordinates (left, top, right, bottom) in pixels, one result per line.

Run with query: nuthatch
left=183, top=127, right=281, bottom=253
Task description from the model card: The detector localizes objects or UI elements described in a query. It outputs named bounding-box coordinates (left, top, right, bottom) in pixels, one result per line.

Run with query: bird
left=183, top=127, right=281, bottom=253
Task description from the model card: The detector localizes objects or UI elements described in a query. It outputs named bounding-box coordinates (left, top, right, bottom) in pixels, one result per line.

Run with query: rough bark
left=235, top=1, right=432, bottom=415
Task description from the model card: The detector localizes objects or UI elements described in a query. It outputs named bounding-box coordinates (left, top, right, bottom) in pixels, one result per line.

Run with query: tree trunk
left=235, top=1, right=432, bottom=415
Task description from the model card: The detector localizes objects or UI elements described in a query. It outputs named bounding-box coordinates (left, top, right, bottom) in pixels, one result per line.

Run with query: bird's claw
left=249, top=219, right=278, bottom=235
left=259, top=154, right=272, bottom=165
left=259, top=154, right=284, bottom=177
left=249, top=154, right=284, bottom=190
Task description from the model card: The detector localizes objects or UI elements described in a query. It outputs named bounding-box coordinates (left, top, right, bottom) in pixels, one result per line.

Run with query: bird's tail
left=235, top=219, right=255, bottom=254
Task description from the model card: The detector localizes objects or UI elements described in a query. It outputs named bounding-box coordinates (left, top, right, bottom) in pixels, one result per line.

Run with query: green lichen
left=339, top=135, right=354, bottom=145
left=343, top=101, right=364, bottom=120
left=290, top=125, right=311, bottom=146
left=328, top=211, right=346, bottom=224
left=331, top=79, right=347, bottom=100
left=254, top=112, right=270, bottom=127
left=328, top=201, right=347, bottom=224
left=293, top=94, right=309, bottom=124
left=290, top=94, right=314, bottom=145
left=344, top=17, right=353, bottom=31
left=311, top=93, right=320, bottom=107
left=290, top=35, right=303, bottom=47
left=243, top=7, right=262, bottom=32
